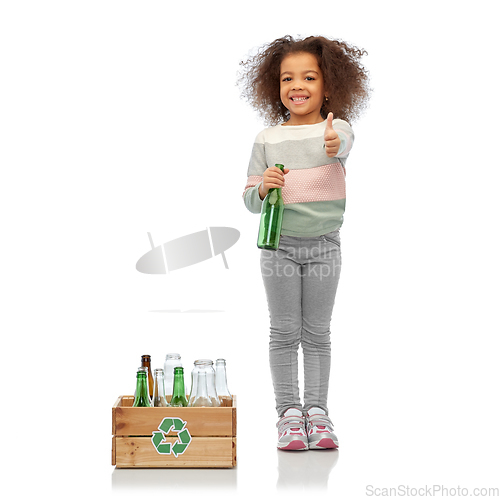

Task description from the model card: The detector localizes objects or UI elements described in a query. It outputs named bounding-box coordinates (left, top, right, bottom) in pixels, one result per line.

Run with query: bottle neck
left=153, top=372, right=166, bottom=398
left=134, top=372, right=151, bottom=406
left=153, top=371, right=168, bottom=406
left=141, top=356, right=152, bottom=368
left=172, top=370, right=185, bottom=396
left=215, top=362, right=231, bottom=397
left=136, top=372, right=148, bottom=391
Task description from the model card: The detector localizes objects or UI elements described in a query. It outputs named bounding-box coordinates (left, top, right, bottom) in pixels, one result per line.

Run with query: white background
left=2, top=1, right=499, bottom=498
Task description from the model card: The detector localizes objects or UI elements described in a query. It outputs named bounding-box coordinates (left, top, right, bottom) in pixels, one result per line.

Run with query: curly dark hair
left=238, top=35, right=371, bottom=126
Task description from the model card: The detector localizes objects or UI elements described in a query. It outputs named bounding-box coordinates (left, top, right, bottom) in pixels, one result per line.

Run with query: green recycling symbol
left=151, top=417, right=192, bottom=457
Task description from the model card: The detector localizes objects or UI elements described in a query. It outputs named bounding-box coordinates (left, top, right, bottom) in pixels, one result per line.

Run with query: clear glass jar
left=164, top=353, right=182, bottom=398
left=188, top=359, right=220, bottom=407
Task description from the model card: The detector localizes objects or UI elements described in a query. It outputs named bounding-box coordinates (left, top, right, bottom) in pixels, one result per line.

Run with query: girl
left=240, top=35, right=370, bottom=450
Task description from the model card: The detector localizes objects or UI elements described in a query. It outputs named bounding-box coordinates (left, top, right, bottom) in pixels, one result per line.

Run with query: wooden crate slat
left=114, top=436, right=236, bottom=468
left=113, top=396, right=236, bottom=437
left=114, top=406, right=234, bottom=437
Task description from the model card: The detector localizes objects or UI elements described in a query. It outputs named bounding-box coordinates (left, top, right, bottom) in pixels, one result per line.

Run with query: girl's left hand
left=324, top=112, right=340, bottom=157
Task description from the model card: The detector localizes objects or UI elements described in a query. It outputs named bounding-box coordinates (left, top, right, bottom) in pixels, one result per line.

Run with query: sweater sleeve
left=332, top=119, right=355, bottom=158
left=242, top=131, right=267, bottom=214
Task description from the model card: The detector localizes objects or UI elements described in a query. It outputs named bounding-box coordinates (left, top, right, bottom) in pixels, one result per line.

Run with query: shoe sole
left=308, top=438, right=339, bottom=450
left=278, top=440, right=308, bottom=451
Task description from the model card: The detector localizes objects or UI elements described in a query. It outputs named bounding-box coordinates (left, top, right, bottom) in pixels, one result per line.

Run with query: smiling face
left=279, top=52, right=327, bottom=125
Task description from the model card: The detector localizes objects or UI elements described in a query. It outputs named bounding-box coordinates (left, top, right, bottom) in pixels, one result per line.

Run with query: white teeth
left=291, top=97, right=308, bottom=101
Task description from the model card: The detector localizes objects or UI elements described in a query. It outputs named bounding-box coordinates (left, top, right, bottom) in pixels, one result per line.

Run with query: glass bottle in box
left=170, top=367, right=188, bottom=407
left=215, top=358, right=232, bottom=406
left=153, top=368, right=169, bottom=407
left=141, top=354, right=154, bottom=400
left=133, top=367, right=151, bottom=407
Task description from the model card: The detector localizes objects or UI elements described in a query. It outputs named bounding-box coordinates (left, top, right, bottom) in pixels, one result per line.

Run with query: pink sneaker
left=276, top=408, right=308, bottom=450
left=306, top=408, right=339, bottom=449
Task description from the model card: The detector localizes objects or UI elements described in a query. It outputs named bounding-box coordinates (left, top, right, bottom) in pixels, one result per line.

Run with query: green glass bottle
left=257, top=164, right=285, bottom=250
left=132, top=367, right=151, bottom=407
left=170, top=367, right=188, bottom=407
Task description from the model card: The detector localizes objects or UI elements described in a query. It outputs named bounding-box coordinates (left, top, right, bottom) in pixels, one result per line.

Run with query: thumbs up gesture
left=324, top=112, right=340, bottom=158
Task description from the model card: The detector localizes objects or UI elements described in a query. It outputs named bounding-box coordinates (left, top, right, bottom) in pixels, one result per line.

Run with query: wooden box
left=112, top=395, right=237, bottom=468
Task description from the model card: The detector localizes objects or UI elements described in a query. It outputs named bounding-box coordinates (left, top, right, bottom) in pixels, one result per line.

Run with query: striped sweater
left=243, top=118, right=354, bottom=237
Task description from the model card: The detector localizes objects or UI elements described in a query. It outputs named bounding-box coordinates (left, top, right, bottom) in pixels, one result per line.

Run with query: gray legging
left=260, top=230, right=341, bottom=417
